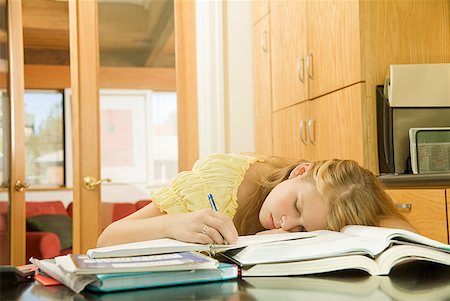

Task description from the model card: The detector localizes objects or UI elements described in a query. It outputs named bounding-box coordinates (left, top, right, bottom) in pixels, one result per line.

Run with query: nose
left=280, top=215, right=302, bottom=232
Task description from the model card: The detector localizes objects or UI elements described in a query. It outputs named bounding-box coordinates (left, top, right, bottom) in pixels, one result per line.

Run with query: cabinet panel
left=309, top=84, right=365, bottom=164
left=385, top=189, right=448, bottom=244
left=307, top=0, right=362, bottom=99
left=253, top=16, right=272, bottom=155
left=272, top=102, right=310, bottom=160
left=252, top=0, right=269, bottom=25
left=270, top=1, right=308, bottom=111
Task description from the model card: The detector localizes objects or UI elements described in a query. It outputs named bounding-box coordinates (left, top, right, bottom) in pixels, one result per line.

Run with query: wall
left=224, top=0, right=254, bottom=154
left=196, top=0, right=254, bottom=157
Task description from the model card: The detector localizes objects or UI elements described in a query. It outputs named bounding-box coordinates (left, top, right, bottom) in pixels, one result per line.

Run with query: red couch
left=0, top=199, right=152, bottom=263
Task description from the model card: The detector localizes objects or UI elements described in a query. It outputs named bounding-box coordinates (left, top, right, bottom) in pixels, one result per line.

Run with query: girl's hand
left=164, top=209, right=239, bottom=245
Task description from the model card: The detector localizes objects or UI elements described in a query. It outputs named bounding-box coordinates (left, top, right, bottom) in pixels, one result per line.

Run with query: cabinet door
left=253, top=16, right=273, bottom=155
left=252, top=0, right=269, bottom=25
left=385, top=189, right=448, bottom=244
left=309, top=84, right=364, bottom=164
left=307, top=0, right=361, bottom=99
left=272, top=102, right=310, bottom=160
left=270, top=0, right=308, bottom=111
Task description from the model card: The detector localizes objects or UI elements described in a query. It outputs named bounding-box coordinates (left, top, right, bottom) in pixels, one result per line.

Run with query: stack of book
left=31, top=226, right=450, bottom=293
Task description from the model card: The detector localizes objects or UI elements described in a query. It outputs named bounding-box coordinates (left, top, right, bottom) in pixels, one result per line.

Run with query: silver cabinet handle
left=296, top=57, right=305, bottom=83
left=307, top=118, right=316, bottom=145
left=306, top=53, right=314, bottom=80
left=395, top=203, right=412, bottom=209
left=299, top=120, right=308, bottom=145
left=260, top=31, right=268, bottom=53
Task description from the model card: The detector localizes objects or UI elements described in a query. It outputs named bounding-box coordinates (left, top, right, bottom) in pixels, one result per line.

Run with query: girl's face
left=259, top=174, right=329, bottom=232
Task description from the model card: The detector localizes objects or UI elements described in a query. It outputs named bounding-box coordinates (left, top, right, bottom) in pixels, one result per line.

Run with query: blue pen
left=208, top=193, right=218, bottom=211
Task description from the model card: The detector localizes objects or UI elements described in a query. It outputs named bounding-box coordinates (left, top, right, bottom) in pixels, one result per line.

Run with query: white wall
left=196, top=0, right=254, bottom=156
left=224, top=0, right=254, bottom=153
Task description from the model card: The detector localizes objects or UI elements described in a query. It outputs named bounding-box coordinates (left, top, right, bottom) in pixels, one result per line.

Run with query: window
left=24, top=90, right=65, bottom=188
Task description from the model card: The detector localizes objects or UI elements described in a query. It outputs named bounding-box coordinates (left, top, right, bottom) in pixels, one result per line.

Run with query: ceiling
left=22, top=0, right=175, bottom=68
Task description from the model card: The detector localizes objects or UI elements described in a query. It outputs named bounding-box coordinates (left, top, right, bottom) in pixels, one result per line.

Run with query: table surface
left=1, top=261, right=450, bottom=301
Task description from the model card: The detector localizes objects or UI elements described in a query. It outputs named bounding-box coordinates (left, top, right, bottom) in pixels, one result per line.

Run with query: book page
left=341, top=226, right=450, bottom=251
left=213, top=231, right=316, bottom=253
left=87, top=238, right=210, bottom=258
left=228, top=230, right=389, bottom=265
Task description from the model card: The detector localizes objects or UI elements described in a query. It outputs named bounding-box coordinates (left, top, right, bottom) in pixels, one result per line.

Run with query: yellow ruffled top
left=151, top=153, right=263, bottom=218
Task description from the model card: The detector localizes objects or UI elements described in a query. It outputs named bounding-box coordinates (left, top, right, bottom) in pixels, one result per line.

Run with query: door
left=272, top=101, right=310, bottom=161
left=70, top=0, right=198, bottom=253
left=307, top=0, right=361, bottom=99
left=2, top=0, right=27, bottom=266
left=253, top=15, right=273, bottom=155
left=270, top=0, right=308, bottom=111
left=309, top=83, right=365, bottom=164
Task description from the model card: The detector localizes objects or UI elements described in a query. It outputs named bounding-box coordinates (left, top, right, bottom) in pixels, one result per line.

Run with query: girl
left=97, top=153, right=415, bottom=247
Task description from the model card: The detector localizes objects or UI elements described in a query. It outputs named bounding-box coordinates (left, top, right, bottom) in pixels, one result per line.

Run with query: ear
left=289, top=163, right=312, bottom=179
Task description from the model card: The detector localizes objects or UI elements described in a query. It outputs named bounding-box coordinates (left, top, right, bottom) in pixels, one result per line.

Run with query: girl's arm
left=96, top=202, right=238, bottom=247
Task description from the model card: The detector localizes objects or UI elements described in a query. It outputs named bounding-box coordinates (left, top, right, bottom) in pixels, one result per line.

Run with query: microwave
left=376, top=86, right=450, bottom=174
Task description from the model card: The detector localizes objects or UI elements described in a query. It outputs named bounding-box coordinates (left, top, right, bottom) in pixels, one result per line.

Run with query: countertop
left=378, top=173, right=450, bottom=188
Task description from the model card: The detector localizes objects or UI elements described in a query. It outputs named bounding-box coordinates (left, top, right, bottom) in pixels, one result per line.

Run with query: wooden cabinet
left=273, top=84, right=365, bottom=164
left=307, top=0, right=361, bottom=99
left=254, top=0, right=450, bottom=172
left=270, top=1, right=308, bottom=111
left=252, top=15, right=273, bottom=155
left=385, top=189, right=449, bottom=244
left=252, top=0, right=269, bottom=25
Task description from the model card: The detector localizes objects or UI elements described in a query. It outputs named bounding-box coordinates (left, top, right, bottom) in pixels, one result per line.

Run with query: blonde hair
left=233, top=156, right=306, bottom=235
left=234, top=157, right=403, bottom=234
left=302, top=159, right=404, bottom=231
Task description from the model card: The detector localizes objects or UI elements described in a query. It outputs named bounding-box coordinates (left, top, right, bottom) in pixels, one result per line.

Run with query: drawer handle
left=395, top=203, right=412, bottom=210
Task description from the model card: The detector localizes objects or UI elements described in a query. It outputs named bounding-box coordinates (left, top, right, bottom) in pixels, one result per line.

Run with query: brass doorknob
left=15, top=180, right=30, bottom=192
left=83, top=176, right=112, bottom=190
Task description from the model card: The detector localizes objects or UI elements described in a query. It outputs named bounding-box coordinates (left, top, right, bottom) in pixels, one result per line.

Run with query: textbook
left=226, top=225, right=450, bottom=276
left=82, top=279, right=239, bottom=301
left=86, top=263, right=238, bottom=292
left=86, top=231, right=314, bottom=258
left=243, top=262, right=450, bottom=301
left=55, top=251, right=218, bottom=275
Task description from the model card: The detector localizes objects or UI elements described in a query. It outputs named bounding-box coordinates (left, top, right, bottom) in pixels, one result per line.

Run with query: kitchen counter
left=378, top=173, right=450, bottom=188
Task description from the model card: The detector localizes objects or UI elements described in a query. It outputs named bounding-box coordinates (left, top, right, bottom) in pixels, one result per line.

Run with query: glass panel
left=98, top=0, right=177, bottom=235
left=150, top=91, right=178, bottom=186
left=0, top=0, right=11, bottom=264
left=22, top=0, right=73, bottom=261
left=98, top=0, right=175, bottom=68
left=24, top=90, right=65, bottom=188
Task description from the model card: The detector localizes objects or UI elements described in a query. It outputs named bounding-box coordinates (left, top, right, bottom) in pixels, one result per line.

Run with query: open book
left=243, top=261, right=450, bottom=301
left=226, top=225, right=450, bottom=276
left=86, top=232, right=314, bottom=258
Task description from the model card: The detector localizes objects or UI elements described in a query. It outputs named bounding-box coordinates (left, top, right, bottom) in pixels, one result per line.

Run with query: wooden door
left=272, top=102, right=310, bottom=161
left=253, top=15, right=272, bottom=156
left=307, top=0, right=361, bottom=99
left=69, top=0, right=198, bottom=253
left=69, top=0, right=101, bottom=254
left=5, top=0, right=27, bottom=265
left=270, top=0, right=308, bottom=111
left=309, top=84, right=365, bottom=164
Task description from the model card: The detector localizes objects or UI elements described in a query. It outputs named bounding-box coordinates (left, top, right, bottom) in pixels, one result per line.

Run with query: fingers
left=203, top=210, right=239, bottom=245
left=192, top=209, right=238, bottom=245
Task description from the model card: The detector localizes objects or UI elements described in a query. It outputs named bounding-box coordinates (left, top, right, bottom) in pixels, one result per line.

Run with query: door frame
left=8, top=0, right=27, bottom=266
